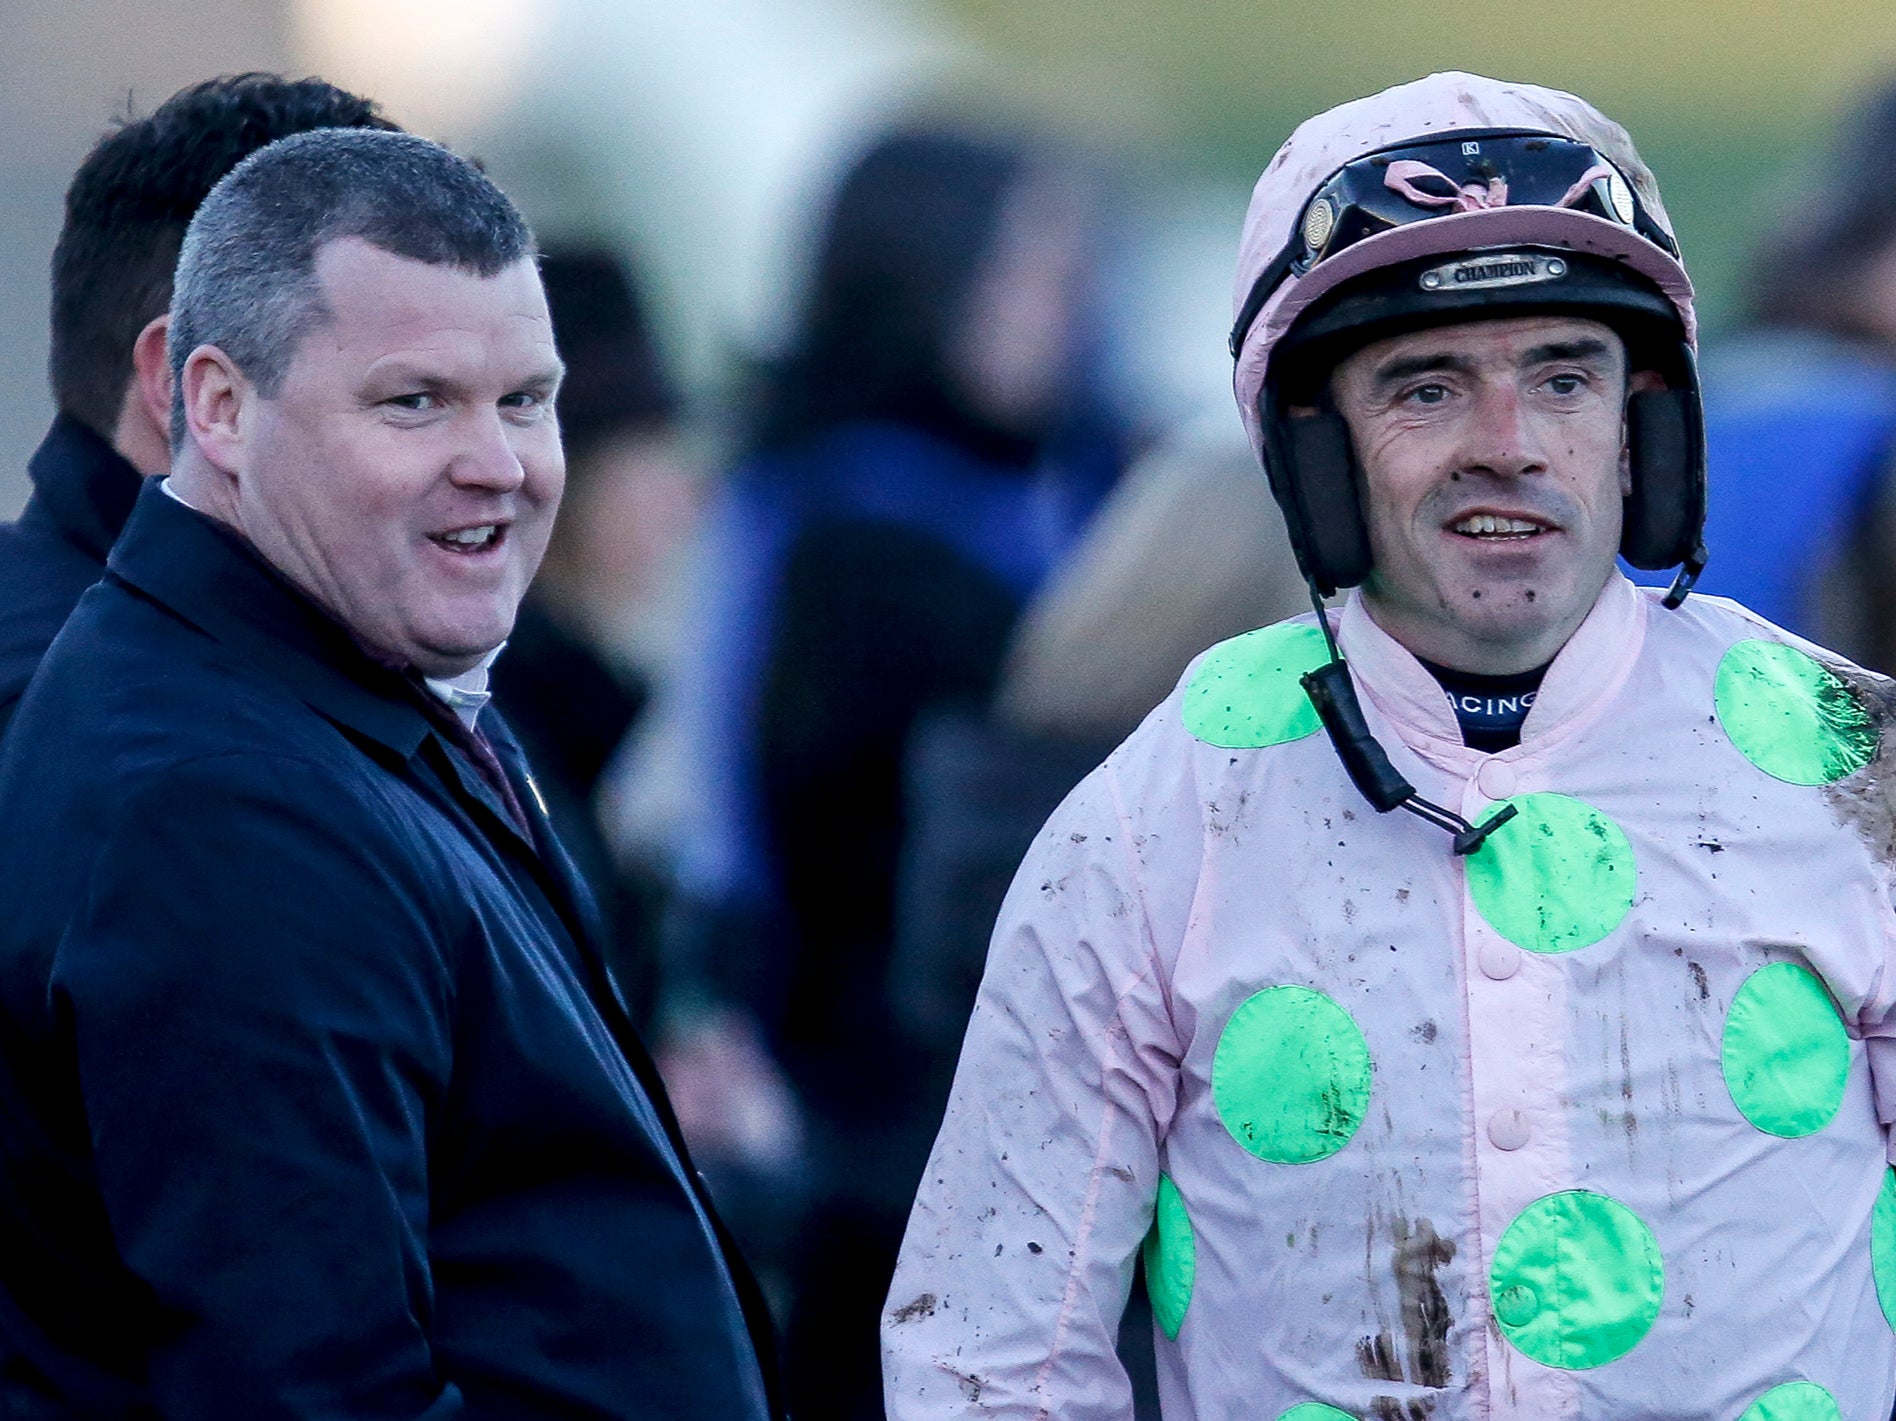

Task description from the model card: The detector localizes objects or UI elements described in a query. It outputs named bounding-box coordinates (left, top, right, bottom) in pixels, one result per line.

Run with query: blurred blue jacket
left=1693, top=331, right=1896, bottom=631
left=664, top=417, right=1118, bottom=921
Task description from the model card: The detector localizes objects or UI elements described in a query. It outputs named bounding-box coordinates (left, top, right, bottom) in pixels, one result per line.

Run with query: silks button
left=1477, top=759, right=1518, bottom=800
left=1479, top=938, right=1522, bottom=981
left=1488, top=1107, right=1531, bottom=1151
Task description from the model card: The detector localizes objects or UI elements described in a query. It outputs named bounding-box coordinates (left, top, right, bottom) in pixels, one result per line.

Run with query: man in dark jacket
left=0, top=73, right=395, bottom=741
left=0, top=128, right=777, bottom=1419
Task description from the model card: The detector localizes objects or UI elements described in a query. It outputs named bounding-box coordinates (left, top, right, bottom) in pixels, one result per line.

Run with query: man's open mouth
left=1448, top=513, right=1550, bottom=540
left=431, top=524, right=506, bottom=554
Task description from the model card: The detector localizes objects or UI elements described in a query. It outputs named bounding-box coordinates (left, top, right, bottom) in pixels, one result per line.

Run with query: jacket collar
left=24, top=415, right=145, bottom=562
left=105, top=480, right=431, bottom=760
left=1337, top=570, right=1648, bottom=768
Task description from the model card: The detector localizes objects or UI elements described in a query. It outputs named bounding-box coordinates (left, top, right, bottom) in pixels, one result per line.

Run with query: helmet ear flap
left=1621, top=387, right=1705, bottom=570
left=1273, top=411, right=1375, bottom=596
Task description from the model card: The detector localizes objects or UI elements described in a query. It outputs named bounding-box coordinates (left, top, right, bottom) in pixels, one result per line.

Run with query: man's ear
left=131, top=315, right=172, bottom=440
left=107, top=316, right=177, bottom=477
left=1627, top=369, right=1667, bottom=397
left=179, top=344, right=253, bottom=479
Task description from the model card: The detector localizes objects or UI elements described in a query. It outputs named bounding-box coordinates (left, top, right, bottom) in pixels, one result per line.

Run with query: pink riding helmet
left=1227, top=71, right=1705, bottom=598
left=1230, top=70, right=1697, bottom=462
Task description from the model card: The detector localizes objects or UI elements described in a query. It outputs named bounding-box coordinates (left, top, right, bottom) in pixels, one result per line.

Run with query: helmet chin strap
left=1296, top=574, right=1518, bottom=856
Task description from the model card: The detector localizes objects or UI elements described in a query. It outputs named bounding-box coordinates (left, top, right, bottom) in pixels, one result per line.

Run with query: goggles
left=1229, top=129, right=1677, bottom=358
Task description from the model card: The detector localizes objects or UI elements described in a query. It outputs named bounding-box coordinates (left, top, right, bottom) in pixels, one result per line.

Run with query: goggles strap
left=1555, top=161, right=1619, bottom=209
left=1382, top=160, right=1510, bottom=213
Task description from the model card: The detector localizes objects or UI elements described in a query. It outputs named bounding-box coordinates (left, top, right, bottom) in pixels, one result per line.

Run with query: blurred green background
left=3, top=0, right=1894, bottom=513
left=944, top=0, right=1896, bottom=323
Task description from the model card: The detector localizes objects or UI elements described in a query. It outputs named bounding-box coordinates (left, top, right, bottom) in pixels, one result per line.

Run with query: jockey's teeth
left=1454, top=514, right=1540, bottom=536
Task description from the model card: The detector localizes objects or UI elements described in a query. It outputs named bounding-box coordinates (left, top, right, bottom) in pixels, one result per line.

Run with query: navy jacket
left=0, top=416, right=143, bottom=741
left=0, top=484, right=779, bottom=1419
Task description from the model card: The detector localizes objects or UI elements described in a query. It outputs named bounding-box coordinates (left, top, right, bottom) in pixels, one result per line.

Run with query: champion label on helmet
left=1418, top=252, right=1569, bottom=293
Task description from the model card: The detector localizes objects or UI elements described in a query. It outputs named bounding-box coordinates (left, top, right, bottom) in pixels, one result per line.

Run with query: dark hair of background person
left=49, top=72, right=397, bottom=441
left=748, top=126, right=1026, bottom=458
left=167, top=127, right=535, bottom=447
left=540, top=246, right=679, bottom=472
left=1746, top=75, right=1896, bottom=336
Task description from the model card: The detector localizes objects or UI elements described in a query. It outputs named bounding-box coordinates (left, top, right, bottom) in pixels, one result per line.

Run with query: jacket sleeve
left=882, top=744, right=1190, bottom=1421
left=53, top=752, right=464, bottom=1420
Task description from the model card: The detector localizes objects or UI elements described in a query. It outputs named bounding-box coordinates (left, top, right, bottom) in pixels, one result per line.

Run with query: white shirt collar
left=424, top=647, right=505, bottom=731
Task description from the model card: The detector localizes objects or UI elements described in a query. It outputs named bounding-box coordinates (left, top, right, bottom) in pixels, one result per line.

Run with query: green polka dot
left=1182, top=622, right=1331, bottom=748
left=1872, top=1169, right=1896, bottom=1331
left=1278, top=1407, right=1356, bottom=1421
left=1213, top=986, right=1371, bottom=1164
left=1716, top=639, right=1876, bottom=786
left=1488, top=1189, right=1663, bottom=1369
left=1737, top=1381, right=1843, bottom=1421
left=1142, top=1173, right=1195, bottom=1339
left=1464, top=792, right=1635, bottom=954
left=1721, top=963, right=1849, bottom=1137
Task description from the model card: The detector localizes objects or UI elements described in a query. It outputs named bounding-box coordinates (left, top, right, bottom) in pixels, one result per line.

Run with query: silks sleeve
left=882, top=732, right=1196, bottom=1421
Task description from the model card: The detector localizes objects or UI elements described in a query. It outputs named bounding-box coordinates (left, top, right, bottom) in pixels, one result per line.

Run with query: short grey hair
left=167, top=128, right=535, bottom=447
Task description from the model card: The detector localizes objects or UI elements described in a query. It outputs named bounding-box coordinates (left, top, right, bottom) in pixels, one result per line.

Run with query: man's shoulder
left=0, top=593, right=464, bottom=961
left=6, top=576, right=406, bottom=829
left=0, top=505, right=109, bottom=719
left=1648, top=586, right=1875, bottom=675
left=1063, top=612, right=1331, bottom=832
left=1186, top=611, right=1328, bottom=670
left=0, top=502, right=104, bottom=604
left=27, top=573, right=291, bottom=732
left=1138, top=610, right=1330, bottom=753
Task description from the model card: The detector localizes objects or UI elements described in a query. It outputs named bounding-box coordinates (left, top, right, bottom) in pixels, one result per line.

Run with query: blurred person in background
left=493, top=249, right=811, bottom=1297
left=645, top=119, right=1133, bottom=1419
left=892, top=414, right=1309, bottom=1111
left=0, top=73, right=397, bottom=741
left=887, top=417, right=1309, bottom=1421
left=1697, top=75, right=1896, bottom=668
left=996, top=418, right=1312, bottom=748
left=492, top=244, right=700, bottom=1025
